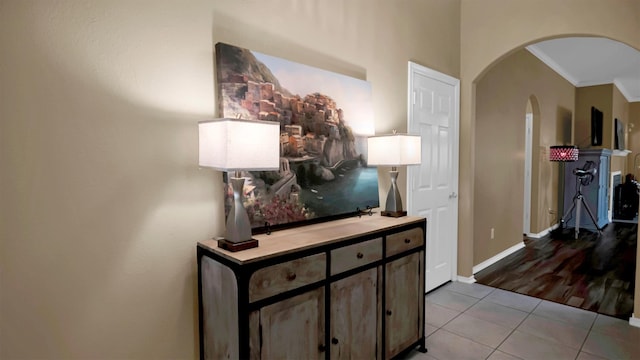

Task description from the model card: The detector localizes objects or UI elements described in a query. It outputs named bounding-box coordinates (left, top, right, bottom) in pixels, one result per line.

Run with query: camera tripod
left=560, top=171, right=602, bottom=239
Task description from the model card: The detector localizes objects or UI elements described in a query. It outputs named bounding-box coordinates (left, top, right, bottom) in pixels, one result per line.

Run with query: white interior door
left=407, top=62, right=459, bottom=293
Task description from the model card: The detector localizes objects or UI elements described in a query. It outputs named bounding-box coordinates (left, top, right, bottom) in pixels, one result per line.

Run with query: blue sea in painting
left=300, top=166, right=379, bottom=217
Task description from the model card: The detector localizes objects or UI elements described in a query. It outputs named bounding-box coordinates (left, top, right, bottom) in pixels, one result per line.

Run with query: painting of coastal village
left=215, top=42, right=379, bottom=230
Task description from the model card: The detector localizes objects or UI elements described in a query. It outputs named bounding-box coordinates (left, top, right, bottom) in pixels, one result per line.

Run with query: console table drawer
left=386, top=228, right=424, bottom=257
left=330, top=237, right=382, bottom=275
left=249, top=253, right=326, bottom=302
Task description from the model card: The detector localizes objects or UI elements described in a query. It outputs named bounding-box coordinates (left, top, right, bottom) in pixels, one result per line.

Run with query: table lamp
left=367, top=131, right=421, bottom=217
left=199, top=118, right=280, bottom=251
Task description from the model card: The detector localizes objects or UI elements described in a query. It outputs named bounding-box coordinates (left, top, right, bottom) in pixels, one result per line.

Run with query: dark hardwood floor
left=475, top=222, right=637, bottom=319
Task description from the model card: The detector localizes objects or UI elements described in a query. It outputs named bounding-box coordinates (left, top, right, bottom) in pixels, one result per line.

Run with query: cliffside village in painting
left=216, top=43, right=378, bottom=228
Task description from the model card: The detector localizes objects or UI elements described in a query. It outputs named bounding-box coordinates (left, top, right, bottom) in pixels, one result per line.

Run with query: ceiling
left=526, top=37, right=640, bottom=102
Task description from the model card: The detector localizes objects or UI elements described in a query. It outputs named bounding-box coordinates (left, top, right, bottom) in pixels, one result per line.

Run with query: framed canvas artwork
left=215, top=42, right=379, bottom=232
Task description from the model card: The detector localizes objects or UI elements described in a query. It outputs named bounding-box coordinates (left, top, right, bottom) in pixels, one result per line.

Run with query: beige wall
left=574, top=84, right=631, bottom=176
left=3, top=1, right=640, bottom=357
left=576, top=85, right=615, bottom=148
left=628, top=103, right=640, bottom=175
left=612, top=85, right=630, bottom=153
left=611, top=156, right=627, bottom=179
left=474, top=49, right=575, bottom=264
left=0, top=0, right=460, bottom=358
left=460, top=0, right=640, bottom=322
left=611, top=85, right=631, bottom=176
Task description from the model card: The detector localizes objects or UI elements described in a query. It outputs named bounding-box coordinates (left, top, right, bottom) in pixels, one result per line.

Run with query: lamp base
left=218, top=238, right=259, bottom=252
left=382, top=169, right=406, bottom=217
left=381, top=210, right=407, bottom=218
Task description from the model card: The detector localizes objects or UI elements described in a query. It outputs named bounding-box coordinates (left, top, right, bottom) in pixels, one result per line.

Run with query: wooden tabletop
left=198, top=214, right=425, bottom=265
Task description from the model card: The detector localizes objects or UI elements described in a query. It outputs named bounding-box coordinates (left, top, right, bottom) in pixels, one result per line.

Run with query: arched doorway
left=470, top=36, right=639, bottom=325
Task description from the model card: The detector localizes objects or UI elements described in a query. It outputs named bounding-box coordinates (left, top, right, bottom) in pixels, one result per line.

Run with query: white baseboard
left=472, top=241, right=525, bottom=274
left=630, top=314, right=640, bottom=328
left=527, top=223, right=559, bottom=239
left=456, top=275, right=476, bottom=284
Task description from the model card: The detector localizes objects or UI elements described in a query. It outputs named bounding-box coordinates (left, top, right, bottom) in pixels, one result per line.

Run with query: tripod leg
left=580, top=196, right=602, bottom=235
left=575, top=197, right=581, bottom=239
left=560, top=197, right=578, bottom=227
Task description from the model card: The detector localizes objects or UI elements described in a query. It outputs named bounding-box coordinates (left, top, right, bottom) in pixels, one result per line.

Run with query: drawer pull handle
left=386, top=310, right=393, bottom=316
left=331, top=337, right=339, bottom=345
left=404, top=238, right=411, bottom=244
left=286, top=272, right=297, bottom=281
left=356, top=252, right=364, bottom=259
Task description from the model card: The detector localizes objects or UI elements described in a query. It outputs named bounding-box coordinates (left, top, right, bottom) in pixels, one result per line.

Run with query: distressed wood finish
left=330, top=237, right=382, bottom=275
left=248, top=311, right=260, bottom=360
left=385, top=252, right=422, bottom=359
left=386, top=227, right=424, bottom=257
left=330, top=267, right=379, bottom=359
left=198, top=215, right=425, bottom=264
left=256, top=287, right=325, bottom=359
left=197, top=215, right=426, bottom=359
left=201, top=257, right=239, bottom=359
left=249, top=253, right=326, bottom=302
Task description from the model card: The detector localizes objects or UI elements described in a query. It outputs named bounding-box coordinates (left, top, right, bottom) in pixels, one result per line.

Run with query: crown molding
left=526, top=45, right=579, bottom=86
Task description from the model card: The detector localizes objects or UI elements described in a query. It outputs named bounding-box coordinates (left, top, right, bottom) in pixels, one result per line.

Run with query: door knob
left=449, top=192, right=458, bottom=199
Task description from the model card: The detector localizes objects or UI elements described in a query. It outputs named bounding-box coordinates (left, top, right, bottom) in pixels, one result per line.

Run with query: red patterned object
left=549, top=145, right=578, bottom=162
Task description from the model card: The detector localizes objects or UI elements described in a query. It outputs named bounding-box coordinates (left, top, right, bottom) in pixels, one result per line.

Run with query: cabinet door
left=330, top=267, right=381, bottom=359
left=252, top=287, right=325, bottom=360
left=385, top=252, right=422, bottom=359
left=201, top=256, right=238, bottom=360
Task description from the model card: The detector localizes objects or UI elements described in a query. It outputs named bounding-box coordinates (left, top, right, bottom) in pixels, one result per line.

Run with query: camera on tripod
left=573, top=167, right=596, bottom=178
left=560, top=160, right=602, bottom=239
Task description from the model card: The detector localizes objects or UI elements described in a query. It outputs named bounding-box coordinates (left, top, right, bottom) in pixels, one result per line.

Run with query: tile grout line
left=425, top=282, right=636, bottom=360
left=425, top=285, right=498, bottom=358
left=485, top=300, right=538, bottom=359
left=575, top=313, right=600, bottom=359
left=448, top=285, right=527, bottom=360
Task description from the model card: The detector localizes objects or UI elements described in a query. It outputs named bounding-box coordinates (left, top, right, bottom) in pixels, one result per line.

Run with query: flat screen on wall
left=591, top=106, right=603, bottom=146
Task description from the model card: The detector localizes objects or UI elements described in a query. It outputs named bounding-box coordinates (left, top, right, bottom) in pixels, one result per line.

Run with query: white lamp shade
left=367, top=134, right=422, bottom=166
left=199, top=118, right=280, bottom=171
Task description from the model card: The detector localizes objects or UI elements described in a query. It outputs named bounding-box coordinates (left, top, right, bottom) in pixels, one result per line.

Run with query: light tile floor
left=406, top=281, right=640, bottom=360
